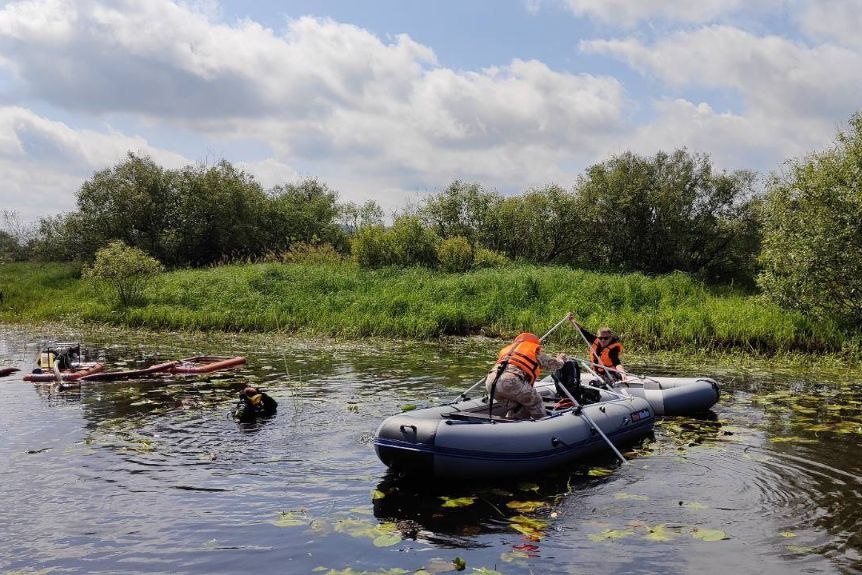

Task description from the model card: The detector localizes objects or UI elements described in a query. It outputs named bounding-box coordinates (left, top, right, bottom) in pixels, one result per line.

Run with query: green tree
left=269, top=179, right=347, bottom=252
left=351, top=225, right=390, bottom=268
left=485, top=185, right=587, bottom=264
left=340, top=200, right=384, bottom=233
left=758, top=112, right=862, bottom=327
left=83, top=240, right=164, bottom=306
left=420, top=180, right=500, bottom=247
left=388, top=216, right=439, bottom=267
left=437, top=236, right=473, bottom=272
left=575, top=149, right=758, bottom=282
left=75, top=153, right=177, bottom=262
left=172, top=161, right=269, bottom=265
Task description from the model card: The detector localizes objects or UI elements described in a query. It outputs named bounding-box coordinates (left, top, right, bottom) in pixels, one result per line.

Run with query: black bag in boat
left=552, top=360, right=600, bottom=405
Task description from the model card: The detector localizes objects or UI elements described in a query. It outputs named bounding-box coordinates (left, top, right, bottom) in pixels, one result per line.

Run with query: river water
left=0, top=324, right=860, bottom=574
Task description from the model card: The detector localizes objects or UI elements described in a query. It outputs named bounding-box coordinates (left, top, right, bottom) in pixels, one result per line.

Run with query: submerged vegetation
left=0, top=261, right=854, bottom=357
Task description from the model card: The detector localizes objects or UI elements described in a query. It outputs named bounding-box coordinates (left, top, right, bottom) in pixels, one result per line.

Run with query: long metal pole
left=557, top=382, right=628, bottom=465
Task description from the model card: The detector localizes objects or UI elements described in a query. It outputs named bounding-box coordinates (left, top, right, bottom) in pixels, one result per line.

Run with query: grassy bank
left=0, top=261, right=856, bottom=356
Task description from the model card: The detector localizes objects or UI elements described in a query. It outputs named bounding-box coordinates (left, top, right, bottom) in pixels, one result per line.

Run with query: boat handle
left=400, top=424, right=417, bottom=433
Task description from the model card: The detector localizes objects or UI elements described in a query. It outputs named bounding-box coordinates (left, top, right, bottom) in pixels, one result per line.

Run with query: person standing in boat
left=486, top=332, right=568, bottom=420
left=573, top=322, right=626, bottom=382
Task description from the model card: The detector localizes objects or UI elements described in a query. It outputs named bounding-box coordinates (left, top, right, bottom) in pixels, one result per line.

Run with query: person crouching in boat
left=573, top=322, right=626, bottom=383
left=486, top=332, right=567, bottom=420
left=233, top=386, right=278, bottom=421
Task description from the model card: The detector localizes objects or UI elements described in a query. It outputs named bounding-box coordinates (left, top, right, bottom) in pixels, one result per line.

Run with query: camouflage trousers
left=485, top=370, right=545, bottom=420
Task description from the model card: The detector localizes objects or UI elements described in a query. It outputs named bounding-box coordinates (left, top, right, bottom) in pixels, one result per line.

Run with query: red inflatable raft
left=24, top=362, right=106, bottom=383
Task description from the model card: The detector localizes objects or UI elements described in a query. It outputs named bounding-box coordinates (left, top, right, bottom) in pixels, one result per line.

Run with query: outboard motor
left=34, top=342, right=81, bottom=372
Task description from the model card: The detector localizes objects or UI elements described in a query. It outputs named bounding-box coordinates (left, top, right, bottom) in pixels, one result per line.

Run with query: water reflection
left=1, top=324, right=860, bottom=574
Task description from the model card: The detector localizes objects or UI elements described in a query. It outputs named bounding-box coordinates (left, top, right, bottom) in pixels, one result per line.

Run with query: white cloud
left=581, top=25, right=862, bottom=120
left=798, top=0, right=862, bottom=50
left=561, top=0, right=754, bottom=26
left=625, top=99, right=835, bottom=172
left=0, top=106, right=188, bottom=221
left=0, top=0, right=629, bottom=203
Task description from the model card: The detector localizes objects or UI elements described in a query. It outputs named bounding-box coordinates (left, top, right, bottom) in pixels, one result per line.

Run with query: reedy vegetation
left=0, top=261, right=854, bottom=356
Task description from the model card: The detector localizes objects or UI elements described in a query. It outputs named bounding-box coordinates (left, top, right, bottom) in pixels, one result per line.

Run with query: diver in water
left=232, top=386, right=278, bottom=421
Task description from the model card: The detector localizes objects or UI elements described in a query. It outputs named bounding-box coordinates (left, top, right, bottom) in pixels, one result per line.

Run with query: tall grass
left=0, top=261, right=850, bottom=355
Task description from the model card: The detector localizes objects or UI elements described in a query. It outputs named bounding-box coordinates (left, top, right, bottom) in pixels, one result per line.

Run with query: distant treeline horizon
left=2, top=110, right=861, bottom=331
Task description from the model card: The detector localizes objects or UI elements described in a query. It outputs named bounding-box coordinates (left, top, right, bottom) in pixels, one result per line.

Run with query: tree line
left=3, top=111, right=861, bottom=329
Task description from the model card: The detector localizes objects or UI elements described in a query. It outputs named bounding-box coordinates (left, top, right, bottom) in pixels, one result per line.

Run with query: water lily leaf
left=682, top=501, right=707, bottom=510
left=372, top=533, right=402, bottom=547
left=780, top=531, right=797, bottom=538
left=769, top=436, right=817, bottom=444
left=588, top=529, right=634, bottom=542
left=440, top=496, right=476, bottom=508
left=510, top=515, right=548, bottom=531
left=785, top=544, right=815, bottom=554
left=372, top=489, right=386, bottom=500
left=644, top=524, right=675, bottom=542
left=506, top=500, right=545, bottom=512
left=424, top=557, right=462, bottom=573
left=485, top=488, right=512, bottom=497
left=135, top=439, right=155, bottom=453
left=804, top=423, right=832, bottom=432
left=272, top=511, right=306, bottom=527
left=517, top=482, right=540, bottom=492
left=587, top=467, right=614, bottom=477
left=470, top=568, right=502, bottom=575
left=308, top=519, right=329, bottom=535
left=691, top=528, right=727, bottom=542
left=510, top=523, right=542, bottom=540
left=614, top=492, right=648, bottom=501
left=832, top=422, right=862, bottom=434
left=500, top=550, right=530, bottom=563
left=792, top=406, right=817, bottom=415
left=401, top=404, right=417, bottom=412
left=334, top=518, right=375, bottom=537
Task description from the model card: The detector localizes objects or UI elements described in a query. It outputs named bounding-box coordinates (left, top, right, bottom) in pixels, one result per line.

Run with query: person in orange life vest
left=485, top=332, right=568, bottom=419
left=573, top=322, right=626, bottom=382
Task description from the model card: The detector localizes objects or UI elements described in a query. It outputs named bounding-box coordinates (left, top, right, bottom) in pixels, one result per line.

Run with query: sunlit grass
left=0, top=261, right=852, bottom=355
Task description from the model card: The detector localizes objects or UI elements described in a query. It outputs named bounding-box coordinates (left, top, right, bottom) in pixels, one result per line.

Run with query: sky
left=1, top=0, right=861, bottom=223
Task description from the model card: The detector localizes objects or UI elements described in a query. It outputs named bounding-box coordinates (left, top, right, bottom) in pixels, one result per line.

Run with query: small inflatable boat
left=373, top=381, right=654, bottom=479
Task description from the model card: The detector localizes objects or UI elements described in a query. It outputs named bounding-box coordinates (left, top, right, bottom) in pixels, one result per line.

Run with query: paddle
left=449, top=312, right=574, bottom=404
left=556, top=378, right=628, bottom=465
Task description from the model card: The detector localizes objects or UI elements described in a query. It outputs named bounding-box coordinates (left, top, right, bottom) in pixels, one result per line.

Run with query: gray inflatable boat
left=373, top=385, right=654, bottom=479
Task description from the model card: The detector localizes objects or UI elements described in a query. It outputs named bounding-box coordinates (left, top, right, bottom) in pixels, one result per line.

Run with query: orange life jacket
left=590, top=338, right=623, bottom=376
left=497, top=333, right=541, bottom=385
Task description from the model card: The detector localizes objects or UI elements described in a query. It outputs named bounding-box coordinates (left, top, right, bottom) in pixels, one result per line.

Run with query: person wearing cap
left=485, top=332, right=567, bottom=419
left=573, top=322, right=626, bottom=382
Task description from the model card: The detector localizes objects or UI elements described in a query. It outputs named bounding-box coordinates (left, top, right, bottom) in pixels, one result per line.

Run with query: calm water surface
left=1, top=324, right=860, bottom=574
